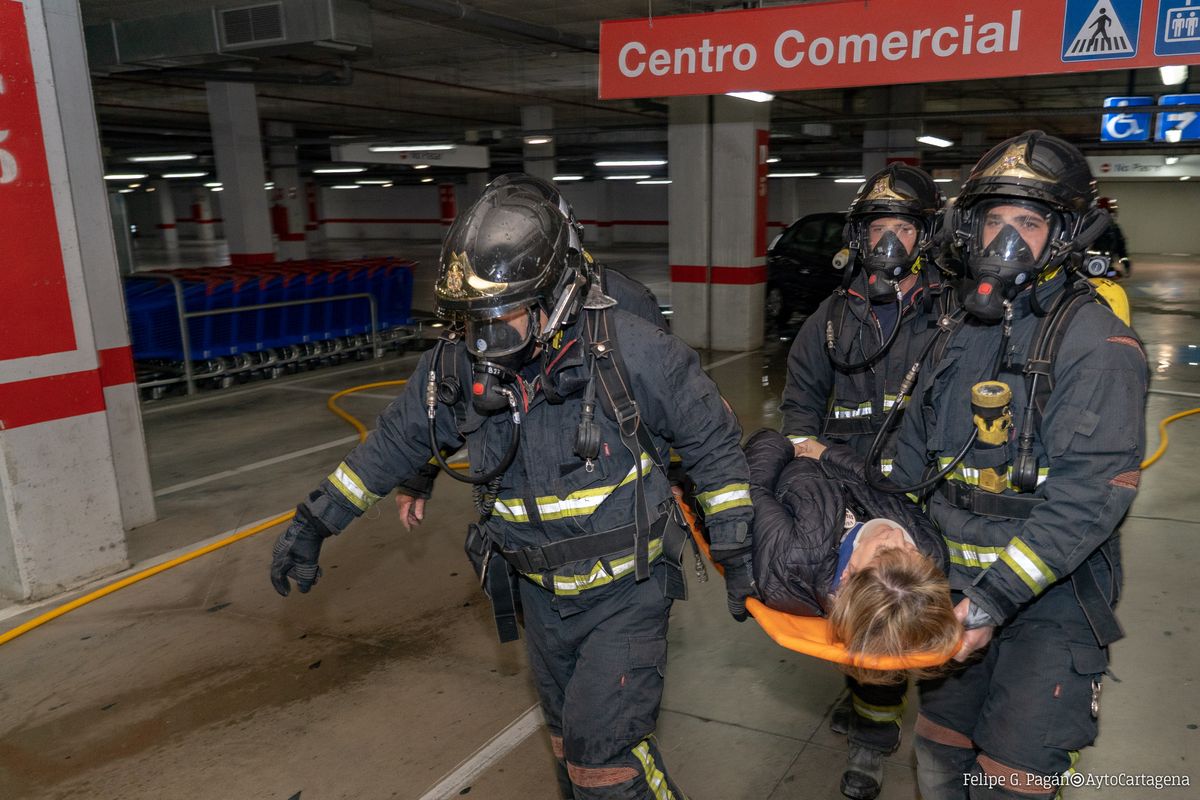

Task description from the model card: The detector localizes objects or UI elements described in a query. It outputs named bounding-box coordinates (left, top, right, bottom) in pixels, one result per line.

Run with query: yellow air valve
left=971, top=380, right=1013, bottom=493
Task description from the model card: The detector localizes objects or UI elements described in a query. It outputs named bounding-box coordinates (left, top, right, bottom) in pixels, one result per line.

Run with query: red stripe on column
left=229, top=253, right=276, bottom=266
left=154, top=223, right=177, bottom=230
left=670, top=265, right=767, bottom=285
left=319, top=217, right=441, bottom=224
left=0, top=370, right=106, bottom=431
left=277, top=233, right=305, bottom=242
left=98, top=346, right=135, bottom=388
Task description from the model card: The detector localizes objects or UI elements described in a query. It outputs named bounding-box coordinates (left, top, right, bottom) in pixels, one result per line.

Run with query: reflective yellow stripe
left=328, top=462, right=380, bottom=511
left=852, top=695, right=906, bottom=724
left=526, top=537, right=665, bottom=596
left=831, top=400, right=873, bottom=419
left=945, top=538, right=1005, bottom=569
left=938, top=458, right=1049, bottom=490
left=1001, top=536, right=1056, bottom=594
left=695, top=483, right=752, bottom=515
left=879, top=458, right=893, bottom=476
left=632, top=738, right=676, bottom=800
left=492, top=498, right=529, bottom=523
left=494, top=454, right=655, bottom=524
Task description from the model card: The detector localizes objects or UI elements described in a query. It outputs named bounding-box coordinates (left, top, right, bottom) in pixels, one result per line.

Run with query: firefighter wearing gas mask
left=883, top=132, right=1148, bottom=799
left=778, top=164, right=951, bottom=800
left=270, top=174, right=755, bottom=800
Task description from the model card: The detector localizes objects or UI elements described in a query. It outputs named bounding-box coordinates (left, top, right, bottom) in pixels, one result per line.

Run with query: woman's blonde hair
left=828, top=546, right=961, bottom=685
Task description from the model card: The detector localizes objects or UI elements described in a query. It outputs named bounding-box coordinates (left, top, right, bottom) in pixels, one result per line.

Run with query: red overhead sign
left=0, top=0, right=76, bottom=360
left=599, top=0, right=1200, bottom=99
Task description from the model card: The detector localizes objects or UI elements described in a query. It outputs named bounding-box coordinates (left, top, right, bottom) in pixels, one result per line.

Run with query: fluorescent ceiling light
left=595, top=159, right=667, bottom=167
left=524, top=136, right=553, bottom=145
left=117, top=188, right=134, bottom=194
left=162, top=172, right=207, bottom=178
left=128, top=183, right=141, bottom=188
left=604, top=174, right=652, bottom=180
left=355, top=179, right=393, bottom=185
left=331, top=185, right=360, bottom=189
left=768, top=172, right=819, bottom=178
left=368, top=144, right=456, bottom=152
left=934, top=178, right=954, bottom=183
left=421, top=177, right=434, bottom=183
left=204, top=182, right=222, bottom=188
left=637, top=179, right=672, bottom=185
left=128, top=153, right=196, bottom=163
left=104, top=173, right=148, bottom=180
left=766, top=157, right=781, bottom=163
left=211, top=187, right=224, bottom=192
left=146, top=187, right=156, bottom=192
left=1181, top=176, right=1192, bottom=181
left=264, top=182, right=275, bottom=189
left=553, top=175, right=584, bottom=182
left=1160, top=65, right=1188, bottom=86
left=1165, top=157, right=1180, bottom=165
left=726, top=91, right=774, bottom=102
left=917, top=135, right=954, bottom=148
left=1165, top=129, right=1184, bottom=143
left=382, top=183, right=394, bottom=188
left=412, top=164, right=430, bottom=170
left=835, top=177, right=866, bottom=184
left=313, top=167, right=366, bottom=174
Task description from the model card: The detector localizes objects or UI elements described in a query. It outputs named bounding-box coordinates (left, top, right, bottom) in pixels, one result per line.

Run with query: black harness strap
left=588, top=308, right=660, bottom=581
left=499, top=513, right=669, bottom=574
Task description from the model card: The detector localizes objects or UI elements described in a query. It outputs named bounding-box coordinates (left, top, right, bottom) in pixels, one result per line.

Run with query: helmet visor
left=464, top=307, right=536, bottom=359
left=970, top=200, right=1057, bottom=267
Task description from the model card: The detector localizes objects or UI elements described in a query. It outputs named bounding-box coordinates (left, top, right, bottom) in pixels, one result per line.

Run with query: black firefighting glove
left=270, top=502, right=333, bottom=596
left=712, top=549, right=756, bottom=623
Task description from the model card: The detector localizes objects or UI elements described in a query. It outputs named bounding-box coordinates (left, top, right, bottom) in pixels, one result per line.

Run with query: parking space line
left=416, top=704, right=544, bottom=800
left=153, top=434, right=362, bottom=497
left=703, top=349, right=760, bottom=370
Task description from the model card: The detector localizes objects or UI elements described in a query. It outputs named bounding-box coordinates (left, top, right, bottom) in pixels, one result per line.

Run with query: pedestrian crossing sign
left=1062, top=0, right=1142, bottom=62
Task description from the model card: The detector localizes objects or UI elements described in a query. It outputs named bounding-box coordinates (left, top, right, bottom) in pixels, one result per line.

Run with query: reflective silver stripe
left=493, top=498, right=529, bottom=523
left=536, top=537, right=665, bottom=596
left=329, top=463, right=380, bottom=511
left=696, top=483, right=752, bottom=515
left=1001, top=537, right=1056, bottom=594
left=787, top=435, right=813, bottom=445
left=495, top=454, right=655, bottom=524
left=632, top=739, right=675, bottom=800
left=946, top=539, right=1003, bottom=568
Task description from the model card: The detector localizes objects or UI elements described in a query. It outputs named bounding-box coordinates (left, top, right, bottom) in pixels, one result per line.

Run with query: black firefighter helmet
left=846, top=164, right=943, bottom=300
left=951, top=130, right=1105, bottom=321
left=435, top=174, right=583, bottom=361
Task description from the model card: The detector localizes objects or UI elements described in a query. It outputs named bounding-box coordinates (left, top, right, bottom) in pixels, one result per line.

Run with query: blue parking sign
left=1156, top=94, right=1200, bottom=141
left=1156, top=0, right=1200, bottom=56
left=1101, top=96, right=1153, bottom=141
left=1062, top=0, right=1142, bottom=62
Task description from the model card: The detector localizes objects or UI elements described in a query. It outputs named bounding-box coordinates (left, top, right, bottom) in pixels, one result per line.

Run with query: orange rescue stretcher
left=674, top=495, right=960, bottom=671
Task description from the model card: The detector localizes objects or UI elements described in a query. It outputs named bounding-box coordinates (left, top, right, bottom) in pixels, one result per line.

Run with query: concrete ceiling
left=82, top=0, right=1197, bottom=184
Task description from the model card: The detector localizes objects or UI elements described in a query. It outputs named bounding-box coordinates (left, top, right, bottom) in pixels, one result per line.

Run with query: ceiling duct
left=85, top=0, right=372, bottom=74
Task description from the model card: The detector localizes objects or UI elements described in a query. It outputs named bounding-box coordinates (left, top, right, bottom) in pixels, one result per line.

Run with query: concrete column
left=108, top=191, right=134, bottom=275
left=191, top=188, right=216, bottom=243
left=266, top=120, right=307, bottom=261
left=151, top=179, right=178, bottom=248
left=593, top=180, right=614, bottom=247
left=206, top=81, right=274, bottom=265
left=1, top=0, right=161, bottom=600
left=521, top=105, right=555, bottom=182
left=668, top=95, right=770, bottom=352
left=862, top=86, right=922, bottom=176
left=304, top=180, right=325, bottom=245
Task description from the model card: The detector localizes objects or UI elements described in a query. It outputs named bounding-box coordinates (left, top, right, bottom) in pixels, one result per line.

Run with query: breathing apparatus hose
left=424, top=338, right=522, bottom=485
left=825, top=284, right=904, bottom=372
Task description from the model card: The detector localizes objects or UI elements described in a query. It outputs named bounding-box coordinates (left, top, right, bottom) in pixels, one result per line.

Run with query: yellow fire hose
left=0, top=375, right=1196, bottom=648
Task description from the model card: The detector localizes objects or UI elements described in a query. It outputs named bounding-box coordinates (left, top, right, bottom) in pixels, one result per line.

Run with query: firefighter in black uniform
left=883, top=132, right=1147, bottom=799
left=271, top=174, right=756, bottom=799
left=778, top=164, right=950, bottom=800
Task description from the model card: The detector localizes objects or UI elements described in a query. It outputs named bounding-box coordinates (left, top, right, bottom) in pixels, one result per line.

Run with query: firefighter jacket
left=889, top=273, right=1148, bottom=627
left=301, top=308, right=753, bottom=613
left=746, top=430, right=947, bottom=617
left=779, top=261, right=950, bottom=470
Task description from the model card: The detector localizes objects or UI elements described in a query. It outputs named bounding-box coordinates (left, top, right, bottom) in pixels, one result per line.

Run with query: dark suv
left=766, top=211, right=847, bottom=329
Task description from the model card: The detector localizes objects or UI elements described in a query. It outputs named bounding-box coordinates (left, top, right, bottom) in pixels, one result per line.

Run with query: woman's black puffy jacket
left=746, top=429, right=948, bottom=617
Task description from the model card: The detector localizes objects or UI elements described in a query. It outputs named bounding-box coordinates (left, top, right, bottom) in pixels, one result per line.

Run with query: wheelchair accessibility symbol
left=1101, top=96, right=1152, bottom=141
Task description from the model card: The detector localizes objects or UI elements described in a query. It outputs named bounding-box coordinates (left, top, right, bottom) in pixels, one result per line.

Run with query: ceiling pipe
left=97, top=60, right=354, bottom=87
left=384, top=0, right=598, bottom=53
